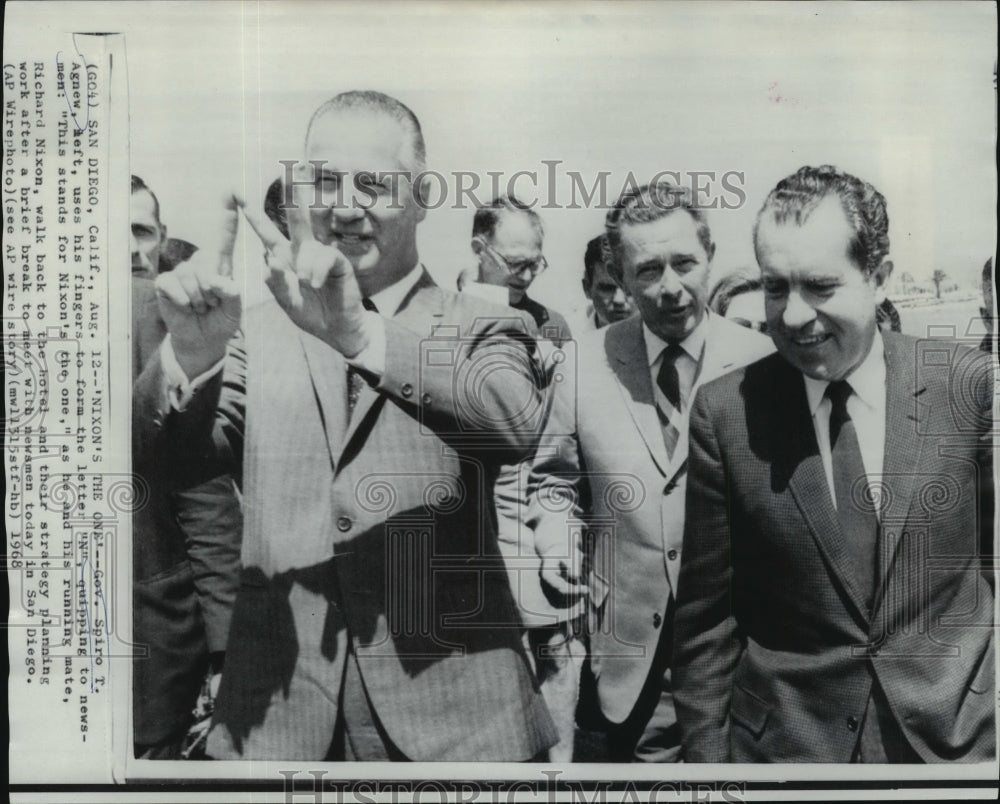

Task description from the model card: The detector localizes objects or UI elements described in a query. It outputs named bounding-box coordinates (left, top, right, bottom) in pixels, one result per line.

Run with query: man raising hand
left=138, top=91, right=556, bottom=762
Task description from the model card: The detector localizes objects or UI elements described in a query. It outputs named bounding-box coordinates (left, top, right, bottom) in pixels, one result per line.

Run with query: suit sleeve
left=523, top=340, right=586, bottom=561
left=672, top=384, right=742, bottom=762
left=133, top=335, right=247, bottom=492
left=376, top=312, right=545, bottom=462
left=174, top=475, right=243, bottom=653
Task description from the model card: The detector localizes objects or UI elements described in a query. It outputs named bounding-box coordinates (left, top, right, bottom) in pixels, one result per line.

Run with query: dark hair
left=306, top=90, right=426, bottom=174
left=754, top=164, right=889, bottom=277
left=583, top=235, right=607, bottom=287
left=604, top=181, right=713, bottom=277
left=709, top=270, right=763, bottom=316
left=472, top=195, right=544, bottom=241
left=131, top=174, right=161, bottom=224
left=264, top=177, right=290, bottom=240
left=875, top=297, right=902, bottom=333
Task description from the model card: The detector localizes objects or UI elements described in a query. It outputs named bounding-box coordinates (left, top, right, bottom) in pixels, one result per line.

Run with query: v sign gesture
left=239, top=169, right=372, bottom=360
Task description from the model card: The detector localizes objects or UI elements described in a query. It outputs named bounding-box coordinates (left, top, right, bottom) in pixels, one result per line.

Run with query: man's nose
left=332, top=201, right=365, bottom=224
left=782, top=289, right=816, bottom=330
left=611, top=286, right=628, bottom=305
left=658, top=269, right=683, bottom=300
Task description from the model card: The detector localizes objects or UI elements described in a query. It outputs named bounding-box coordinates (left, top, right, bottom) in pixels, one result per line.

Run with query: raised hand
left=239, top=169, right=370, bottom=359
left=156, top=193, right=242, bottom=379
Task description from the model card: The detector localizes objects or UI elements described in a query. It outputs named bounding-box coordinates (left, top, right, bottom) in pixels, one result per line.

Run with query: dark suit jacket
left=673, top=332, right=995, bottom=762
left=132, top=278, right=242, bottom=746
left=134, top=269, right=557, bottom=761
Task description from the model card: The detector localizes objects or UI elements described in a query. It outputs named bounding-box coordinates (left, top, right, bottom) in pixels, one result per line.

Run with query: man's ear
left=412, top=175, right=429, bottom=222
left=871, top=258, right=893, bottom=304
left=471, top=236, right=485, bottom=256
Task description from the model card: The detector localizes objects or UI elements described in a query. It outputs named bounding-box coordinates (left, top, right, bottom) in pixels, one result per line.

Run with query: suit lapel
left=779, top=359, right=873, bottom=622
left=872, top=333, right=927, bottom=603
left=606, top=317, right=669, bottom=477
left=340, top=269, right=441, bottom=456
left=298, top=330, right=349, bottom=470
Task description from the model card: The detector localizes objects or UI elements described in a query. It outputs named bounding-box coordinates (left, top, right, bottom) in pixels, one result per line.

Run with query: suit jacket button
left=337, top=516, right=352, bottom=532
left=401, top=383, right=414, bottom=398
left=667, top=549, right=678, bottom=561
left=421, top=393, right=432, bottom=405
left=847, top=716, right=859, bottom=732
left=653, top=612, right=662, bottom=628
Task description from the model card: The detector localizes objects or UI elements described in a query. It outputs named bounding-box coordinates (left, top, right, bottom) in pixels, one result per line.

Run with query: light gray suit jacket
left=135, top=269, right=557, bottom=760
left=531, top=313, right=774, bottom=724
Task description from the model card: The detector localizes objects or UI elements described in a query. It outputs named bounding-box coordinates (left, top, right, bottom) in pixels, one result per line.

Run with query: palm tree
left=931, top=269, right=947, bottom=299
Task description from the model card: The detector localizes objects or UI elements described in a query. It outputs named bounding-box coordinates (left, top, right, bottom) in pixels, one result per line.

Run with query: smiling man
left=134, top=91, right=556, bottom=761
left=672, top=165, right=995, bottom=762
left=529, top=179, right=773, bottom=761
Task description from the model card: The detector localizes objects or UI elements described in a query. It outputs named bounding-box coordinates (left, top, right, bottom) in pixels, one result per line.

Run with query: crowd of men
left=132, top=90, right=996, bottom=764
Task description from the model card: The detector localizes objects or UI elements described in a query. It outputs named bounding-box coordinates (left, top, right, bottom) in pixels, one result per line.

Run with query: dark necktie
left=347, top=298, right=379, bottom=419
left=656, top=343, right=685, bottom=458
left=826, top=380, right=879, bottom=605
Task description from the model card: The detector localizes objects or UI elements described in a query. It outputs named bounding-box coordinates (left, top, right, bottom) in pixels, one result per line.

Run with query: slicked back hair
left=604, top=181, right=713, bottom=278
left=305, top=90, right=426, bottom=175
left=754, top=164, right=890, bottom=278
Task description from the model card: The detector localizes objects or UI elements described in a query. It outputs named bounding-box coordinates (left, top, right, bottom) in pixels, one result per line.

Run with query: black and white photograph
left=4, top=1, right=998, bottom=801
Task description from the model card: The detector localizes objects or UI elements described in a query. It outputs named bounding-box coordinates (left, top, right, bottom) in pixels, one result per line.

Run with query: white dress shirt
left=643, top=313, right=710, bottom=420
left=802, top=332, right=887, bottom=513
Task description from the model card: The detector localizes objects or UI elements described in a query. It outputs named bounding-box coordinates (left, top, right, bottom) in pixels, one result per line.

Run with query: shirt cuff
left=161, top=334, right=226, bottom=411
left=344, top=310, right=386, bottom=378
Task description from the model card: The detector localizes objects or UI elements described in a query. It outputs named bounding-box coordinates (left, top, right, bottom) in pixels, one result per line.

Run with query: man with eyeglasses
left=470, top=195, right=571, bottom=346
left=463, top=194, right=582, bottom=759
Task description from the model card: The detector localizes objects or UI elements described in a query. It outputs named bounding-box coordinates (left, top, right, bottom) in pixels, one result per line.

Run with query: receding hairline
left=303, top=99, right=425, bottom=173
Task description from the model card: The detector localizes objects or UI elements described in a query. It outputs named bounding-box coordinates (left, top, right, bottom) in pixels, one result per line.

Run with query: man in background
left=580, top=234, right=634, bottom=330
left=465, top=197, right=583, bottom=760
left=469, top=195, right=571, bottom=345
left=130, top=175, right=243, bottom=758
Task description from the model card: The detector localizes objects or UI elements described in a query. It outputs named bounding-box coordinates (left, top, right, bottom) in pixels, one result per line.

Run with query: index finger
left=213, top=192, right=240, bottom=278
left=286, top=162, right=321, bottom=254
left=238, top=199, right=291, bottom=255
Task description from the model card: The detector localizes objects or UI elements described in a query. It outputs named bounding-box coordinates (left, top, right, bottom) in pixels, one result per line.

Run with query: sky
left=7, top=0, right=997, bottom=314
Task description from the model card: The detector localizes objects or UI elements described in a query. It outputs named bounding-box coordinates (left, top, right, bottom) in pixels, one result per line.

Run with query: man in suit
left=130, top=176, right=242, bottom=758
left=462, top=198, right=583, bottom=760
left=530, top=180, right=773, bottom=761
left=673, top=165, right=995, bottom=762
left=134, top=91, right=556, bottom=761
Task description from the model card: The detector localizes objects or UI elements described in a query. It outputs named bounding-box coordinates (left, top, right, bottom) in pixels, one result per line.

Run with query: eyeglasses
left=476, top=237, right=548, bottom=277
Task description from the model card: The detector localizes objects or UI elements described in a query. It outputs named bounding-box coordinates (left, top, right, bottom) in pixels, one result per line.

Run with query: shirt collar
left=643, top=311, right=710, bottom=368
left=369, top=262, right=423, bottom=316
left=804, top=329, right=886, bottom=417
